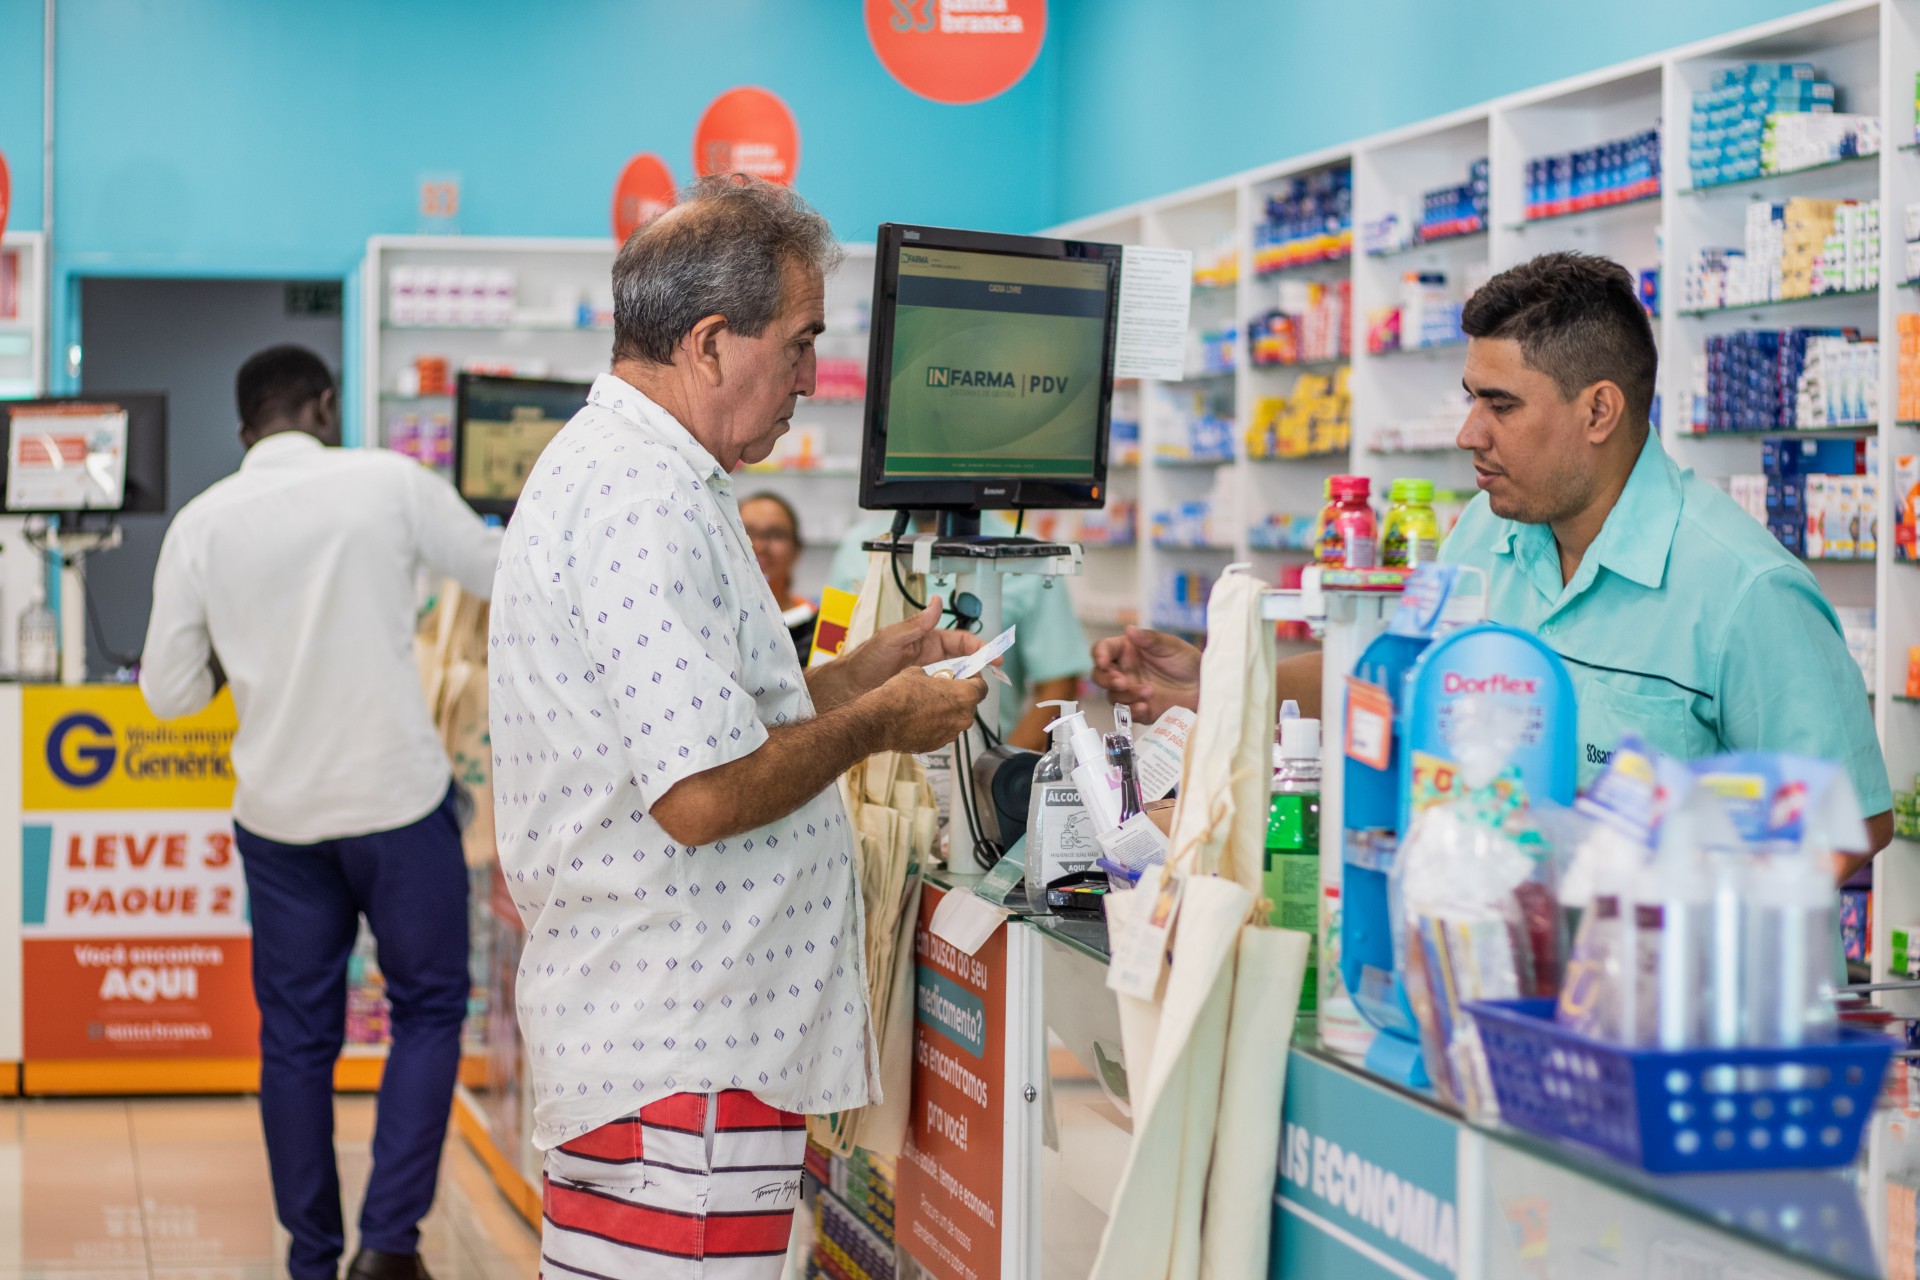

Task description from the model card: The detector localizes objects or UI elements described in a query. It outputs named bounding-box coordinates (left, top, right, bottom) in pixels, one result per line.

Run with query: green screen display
left=882, top=247, right=1111, bottom=479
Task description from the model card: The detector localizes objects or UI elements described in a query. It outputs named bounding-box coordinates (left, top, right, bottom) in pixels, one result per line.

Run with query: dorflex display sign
left=19, top=686, right=256, bottom=1062
left=865, top=0, right=1048, bottom=104
left=1275, top=1052, right=1460, bottom=1278
left=898, top=884, right=1006, bottom=1280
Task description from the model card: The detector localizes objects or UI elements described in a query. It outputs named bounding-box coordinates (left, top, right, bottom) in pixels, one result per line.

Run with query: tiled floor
left=0, top=1095, right=541, bottom=1280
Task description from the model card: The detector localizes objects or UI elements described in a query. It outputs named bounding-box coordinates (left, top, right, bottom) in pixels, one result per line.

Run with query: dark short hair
left=611, top=174, right=842, bottom=366
left=740, top=491, right=801, bottom=538
left=1461, top=252, right=1657, bottom=429
left=236, top=345, right=335, bottom=430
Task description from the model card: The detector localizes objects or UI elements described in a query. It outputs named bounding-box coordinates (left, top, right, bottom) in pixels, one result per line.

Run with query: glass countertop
left=1000, top=879, right=1913, bottom=1278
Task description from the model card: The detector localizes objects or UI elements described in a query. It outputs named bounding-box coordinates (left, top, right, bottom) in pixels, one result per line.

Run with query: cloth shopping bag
left=1091, top=569, right=1308, bottom=1280
left=809, top=551, right=939, bottom=1160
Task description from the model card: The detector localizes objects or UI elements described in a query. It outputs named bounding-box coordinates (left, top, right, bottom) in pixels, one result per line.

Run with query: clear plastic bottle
left=1265, top=717, right=1322, bottom=1012
left=18, top=582, right=58, bottom=682
left=1024, top=701, right=1090, bottom=911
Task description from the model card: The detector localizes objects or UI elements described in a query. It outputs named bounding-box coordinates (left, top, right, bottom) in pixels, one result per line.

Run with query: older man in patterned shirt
left=488, top=175, right=985, bottom=1278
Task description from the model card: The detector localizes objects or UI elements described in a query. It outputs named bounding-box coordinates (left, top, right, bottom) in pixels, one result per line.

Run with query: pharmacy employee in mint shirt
left=1094, top=251, right=1893, bottom=875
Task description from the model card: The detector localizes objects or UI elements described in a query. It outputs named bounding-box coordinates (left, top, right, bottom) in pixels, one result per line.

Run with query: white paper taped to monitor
left=6, top=404, right=129, bottom=511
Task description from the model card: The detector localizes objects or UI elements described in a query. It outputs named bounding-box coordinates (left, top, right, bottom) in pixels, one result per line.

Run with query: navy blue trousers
left=235, top=786, right=470, bottom=1280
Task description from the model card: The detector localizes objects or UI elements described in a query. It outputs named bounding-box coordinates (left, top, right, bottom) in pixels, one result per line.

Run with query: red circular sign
left=611, top=153, right=676, bottom=243
left=693, top=87, right=800, bottom=186
left=0, top=150, right=11, bottom=243
left=865, top=0, right=1047, bottom=105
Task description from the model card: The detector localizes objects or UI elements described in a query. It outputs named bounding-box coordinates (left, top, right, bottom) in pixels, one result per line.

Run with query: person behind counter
left=1095, top=251, right=1892, bottom=874
left=741, top=490, right=819, bottom=658
left=140, top=345, right=503, bottom=1280
left=828, top=510, right=1091, bottom=750
left=487, top=174, right=987, bottom=1280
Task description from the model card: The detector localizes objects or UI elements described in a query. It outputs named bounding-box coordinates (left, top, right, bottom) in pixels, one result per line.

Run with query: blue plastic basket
left=1464, top=998, right=1893, bottom=1174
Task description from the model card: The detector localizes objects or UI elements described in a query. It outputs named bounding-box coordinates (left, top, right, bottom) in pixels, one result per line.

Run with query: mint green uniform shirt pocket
left=1572, top=675, right=1712, bottom=787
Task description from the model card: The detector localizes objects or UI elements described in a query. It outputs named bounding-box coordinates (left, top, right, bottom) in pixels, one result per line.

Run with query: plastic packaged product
left=1265, top=716, right=1321, bottom=1012
left=1024, top=701, right=1095, bottom=911
left=1691, top=752, right=1867, bottom=1046
left=17, top=582, right=57, bottom=682
left=1315, top=474, right=1377, bottom=568
left=1394, top=699, right=1559, bottom=1115
left=1552, top=738, right=1661, bottom=1041
left=1381, top=477, right=1441, bottom=568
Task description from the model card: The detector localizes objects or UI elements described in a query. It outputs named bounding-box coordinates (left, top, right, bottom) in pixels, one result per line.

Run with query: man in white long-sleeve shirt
left=141, top=345, right=500, bottom=1280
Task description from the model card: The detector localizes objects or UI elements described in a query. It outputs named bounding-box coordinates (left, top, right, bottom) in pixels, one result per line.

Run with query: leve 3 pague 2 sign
left=20, top=686, right=257, bottom=1060
left=866, top=0, right=1047, bottom=105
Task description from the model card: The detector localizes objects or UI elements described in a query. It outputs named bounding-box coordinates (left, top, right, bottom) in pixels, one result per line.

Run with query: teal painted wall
left=1048, top=0, right=1834, bottom=225
left=44, top=0, right=1060, bottom=276
left=0, top=2, right=43, bottom=233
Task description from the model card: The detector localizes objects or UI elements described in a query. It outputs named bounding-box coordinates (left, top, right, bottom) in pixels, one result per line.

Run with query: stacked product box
left=1365, top=271, right=1472, bottom=353
left=1153, top=571, right=1215, bottom=633
left=1026, top=501, right=1138, bottom=547
left=1793, top=334, right=1880, bottom=428
left=1245, top=369, right=1351, bottom=459
left=1152, top=385, right=1235, bottom=460
left=1895, top=451, right=1918, bottom=562
left=1692, top=327, right=1868, bottom=431
left=1370, top=389, right=1475, bottom=454
left=1254, top=168, right=1353, bottom=274
left=1361, top=158, right=1487, bottom=253
left=1111, top=384, right=1141, bottom=466
left=1899, top=784, right=1920, bottom=844
left=388, top=265, right=518, bottom=326
left=1525, top=127, right=1662, bottom=219
left=1248, top=512, right=1319, bottom=551
left=804, top=1142, right=897, bottom=1280
left=1765, top=110, right=1881, bottom=173
left=1899, top=315, right=1920, bottom=420
left=1190, top=325, right=1239, bottom=376
left=1681, top=198, right=1880, bottom=308
left=1755, top=434, right=1877, bottom=559
left=1840, top=887, right=1869, bottom=965
left=1151, top=500, right=1229, bottom=549
left=1688, top=62, right=1845, bottom=188
left=1249, top=280, right=1351, bottom=366
left=1904, top=205, right=1920, bottom=283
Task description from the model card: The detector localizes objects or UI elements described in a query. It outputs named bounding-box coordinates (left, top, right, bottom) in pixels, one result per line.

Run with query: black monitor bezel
left=452, top=371, right=591, bottom=519
left=857, top=223, right=1122, bottom=515
left=0, top=391, right=168, bottom=516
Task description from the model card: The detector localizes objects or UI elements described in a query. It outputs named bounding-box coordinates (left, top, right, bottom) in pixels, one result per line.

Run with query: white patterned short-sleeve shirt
left=488, top=374, right=872, bottom=1149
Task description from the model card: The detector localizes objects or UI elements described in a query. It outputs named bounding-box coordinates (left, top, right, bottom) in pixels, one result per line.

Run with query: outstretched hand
left=1090, top=625, right=1202, bottom=722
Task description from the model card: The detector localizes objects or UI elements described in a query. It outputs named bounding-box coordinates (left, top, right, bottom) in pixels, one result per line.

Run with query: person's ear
left=1583, top=380, right=1627, bottom=447
left=683, top=313, right=730, bottom=388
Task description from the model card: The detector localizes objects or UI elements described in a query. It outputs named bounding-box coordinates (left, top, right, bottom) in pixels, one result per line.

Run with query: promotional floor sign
left=19, top=686, right=256, bottom=1067
left=897, top=885, right=1007, bottom=1280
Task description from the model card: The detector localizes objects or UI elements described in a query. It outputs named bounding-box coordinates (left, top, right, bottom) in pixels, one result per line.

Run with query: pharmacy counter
left=988, top=886, right=1920, bottom=1280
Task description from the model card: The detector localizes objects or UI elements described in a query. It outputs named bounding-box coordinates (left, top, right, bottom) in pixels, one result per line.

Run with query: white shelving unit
left=0, top=231, right=48, bottom=676
left=1047, top=0, right=1920, bottom=1004
left=357, top=235, right=875, bottom=598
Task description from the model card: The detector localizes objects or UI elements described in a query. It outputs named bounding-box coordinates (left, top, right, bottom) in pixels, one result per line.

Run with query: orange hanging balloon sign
left=693, top=87, right=800, bottom=186
left=866, top=0, right=1047, bottom=105
left=611, top=153, right=677, bottom=243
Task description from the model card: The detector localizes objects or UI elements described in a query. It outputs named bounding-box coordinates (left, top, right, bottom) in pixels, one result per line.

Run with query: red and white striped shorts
left=540, top=1091, right=808, bottom=1280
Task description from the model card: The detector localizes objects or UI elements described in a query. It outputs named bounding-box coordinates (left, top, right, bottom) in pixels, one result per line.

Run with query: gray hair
left=611, top=175, right=843, bottom=366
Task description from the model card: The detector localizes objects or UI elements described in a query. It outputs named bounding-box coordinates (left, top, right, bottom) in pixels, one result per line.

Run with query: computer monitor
left=453, top=373, right=590, bottom=518
left=858, top=224, right=1122, bottom=522
left=0, top=392, right=167, bottom=516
